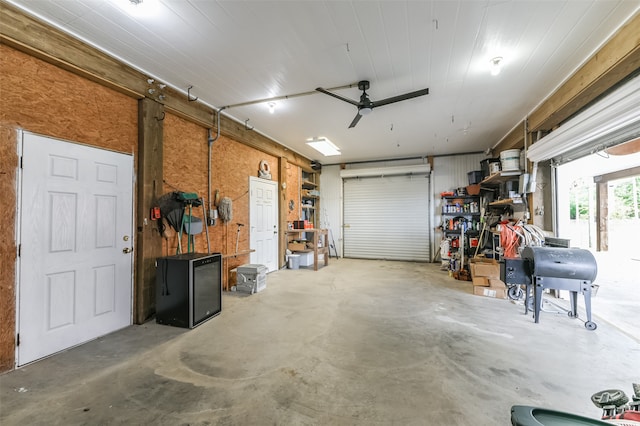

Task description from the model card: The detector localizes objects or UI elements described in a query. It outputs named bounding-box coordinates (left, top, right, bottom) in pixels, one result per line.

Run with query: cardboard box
left=472, top=276, right=489, bottom=287
left=473, top=285, right=507, bottom=299
left=288, top=242, right=307, bottom=251
left=488, top=278, right=506, bottom=288
left=469, top=258, right=500, bottom=280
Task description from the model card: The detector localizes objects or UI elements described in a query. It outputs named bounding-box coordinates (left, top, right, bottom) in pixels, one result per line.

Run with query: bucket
left=500, top=149, right=521, bottom=171
left=287, top=254, right=300, bottom=269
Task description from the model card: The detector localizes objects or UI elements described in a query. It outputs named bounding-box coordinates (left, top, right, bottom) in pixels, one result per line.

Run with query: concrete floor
left=1, top=258, right=638, bottom=425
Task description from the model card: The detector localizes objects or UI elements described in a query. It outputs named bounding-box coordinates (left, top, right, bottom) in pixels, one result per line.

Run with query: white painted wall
left=320, top=154, right=486, bottom=261
left=432, top=153, right=486, bottom=258
left=319, top=165, right=343, bottom=257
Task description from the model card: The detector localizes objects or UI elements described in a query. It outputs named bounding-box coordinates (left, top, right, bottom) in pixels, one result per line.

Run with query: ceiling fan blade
left=316, top=87, right=360, bottom=107
left=348, top=112, right=363, bottom=128
left=372, top=88, right=429, bottom=108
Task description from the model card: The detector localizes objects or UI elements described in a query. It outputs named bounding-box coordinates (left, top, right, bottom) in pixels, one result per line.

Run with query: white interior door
left=17, top=133, right=134, bottom=366
left=249, top=176, right=278, bottom=272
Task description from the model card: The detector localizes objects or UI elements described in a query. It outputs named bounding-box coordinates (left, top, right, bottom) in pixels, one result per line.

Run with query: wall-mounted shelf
left=489, top=198, right=524, bottom=207
left=481, top=171, right=521, bottom=186
left=442, top=212, right=481, bottom=216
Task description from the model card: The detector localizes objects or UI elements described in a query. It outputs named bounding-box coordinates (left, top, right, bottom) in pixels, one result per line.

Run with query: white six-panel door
left=249, top=176, right=278, bottom=272
left=17, top=133, right=134, bottom=366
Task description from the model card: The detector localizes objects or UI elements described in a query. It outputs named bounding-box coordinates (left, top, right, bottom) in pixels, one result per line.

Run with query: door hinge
left=18, top=244, right=21, bottom=257
left=16, top=333, right=19, bottom=347
left=19, top=156, right=23, bottom=169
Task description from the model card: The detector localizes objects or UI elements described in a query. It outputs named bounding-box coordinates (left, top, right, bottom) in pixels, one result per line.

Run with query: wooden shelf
left=442, top=212, right=481, bottom=216
left=442, top=195, right=480, bottom=199
left=480, top=171, right=521, bottom=185
left=286, top=229, right=329, bottom=271
left=489, top=198, right=524, bottom=206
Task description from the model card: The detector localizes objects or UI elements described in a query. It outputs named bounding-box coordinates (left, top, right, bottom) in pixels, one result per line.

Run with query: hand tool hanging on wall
left=235, top=223, right=244, bottom=254
left=201, top=198, right=211, bottom=254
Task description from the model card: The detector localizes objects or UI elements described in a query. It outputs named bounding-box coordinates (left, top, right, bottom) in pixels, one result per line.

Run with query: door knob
left=123, top=247, right=133, bottom=254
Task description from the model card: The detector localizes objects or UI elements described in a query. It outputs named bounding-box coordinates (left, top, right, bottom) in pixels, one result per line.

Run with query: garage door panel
left=343, top=174, right=430, bottom=261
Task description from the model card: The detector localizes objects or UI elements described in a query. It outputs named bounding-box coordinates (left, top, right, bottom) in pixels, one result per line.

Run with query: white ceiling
left=7, top=0, right=640, bottom=164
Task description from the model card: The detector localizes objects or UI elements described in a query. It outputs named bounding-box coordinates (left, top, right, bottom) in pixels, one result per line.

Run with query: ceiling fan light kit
left=316, top=80, right=429, bottom=128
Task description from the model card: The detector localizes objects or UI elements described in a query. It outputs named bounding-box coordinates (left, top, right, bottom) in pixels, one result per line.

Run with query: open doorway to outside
left=556, top=150, right=640, bottom=340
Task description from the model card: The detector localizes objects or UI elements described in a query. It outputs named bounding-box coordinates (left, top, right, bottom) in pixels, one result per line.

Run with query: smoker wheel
left=508, top=285, right=524, bottom=300
left=584, top=321, right=597, bottom=331
left=568, top=311, right=578, bottom=319
left=591, top=389, right=628, bottom=408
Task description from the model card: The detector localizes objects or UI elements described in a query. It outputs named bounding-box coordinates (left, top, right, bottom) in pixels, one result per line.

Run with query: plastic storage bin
left=467, top=170, right=483, bottom=184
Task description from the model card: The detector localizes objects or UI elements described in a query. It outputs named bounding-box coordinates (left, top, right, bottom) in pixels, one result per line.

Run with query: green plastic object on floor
left=510, top=406, right=610, bottom=426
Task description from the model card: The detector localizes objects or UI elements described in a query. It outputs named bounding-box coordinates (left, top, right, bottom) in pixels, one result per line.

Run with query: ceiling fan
left=316, top=80, right=429, bottom=128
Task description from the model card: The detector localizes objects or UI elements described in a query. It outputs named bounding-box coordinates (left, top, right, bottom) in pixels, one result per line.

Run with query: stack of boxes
left=469, top=258, right=507, bottom=299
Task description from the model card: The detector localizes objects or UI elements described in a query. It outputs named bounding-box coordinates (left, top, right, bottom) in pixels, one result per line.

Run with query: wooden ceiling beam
left=494, top=11, right=640, bottom=153
left=529, top=11, right=640, bottom=133
left=220, top=115, right=312, bottom=170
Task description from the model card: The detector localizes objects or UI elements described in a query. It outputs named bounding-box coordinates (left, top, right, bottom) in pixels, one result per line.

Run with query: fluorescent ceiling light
left=306, top=137, right=341, bottom=156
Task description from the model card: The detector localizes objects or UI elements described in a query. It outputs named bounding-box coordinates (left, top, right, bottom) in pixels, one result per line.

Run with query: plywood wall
left=286, top=163, right=301, bottom=222
left=161, top=113, right=281, bottom=282
left=0, top=44, right=138, bottom=371
left=0, top=42, right=309, bottom=373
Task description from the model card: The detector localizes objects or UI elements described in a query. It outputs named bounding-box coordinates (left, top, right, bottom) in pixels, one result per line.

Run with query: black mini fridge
left=155, top=253, right=222, bottom=328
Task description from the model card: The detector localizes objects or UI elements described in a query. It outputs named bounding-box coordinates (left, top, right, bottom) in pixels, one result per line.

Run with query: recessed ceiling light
left=306, top=137, right=341, bottom=156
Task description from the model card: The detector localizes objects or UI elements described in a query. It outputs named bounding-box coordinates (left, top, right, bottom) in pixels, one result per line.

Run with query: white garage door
left=343, top=172, right=430, bottom=261
left=18, top=133, right=134, bottom=366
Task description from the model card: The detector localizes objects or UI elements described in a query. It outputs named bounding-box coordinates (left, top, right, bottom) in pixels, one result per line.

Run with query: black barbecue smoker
left=500, top=246, right=598, bottom=330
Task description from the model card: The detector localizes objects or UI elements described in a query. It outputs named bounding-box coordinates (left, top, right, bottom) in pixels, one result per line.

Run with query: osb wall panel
left=213, top=135, right=278, bottom=271
left=161, top=114, right=279, bottom=283
left=286, top=164, right=301, bottom=222
left=0, top=45, right=137, bottom=372
left=161, top=113, right=209, bottom=255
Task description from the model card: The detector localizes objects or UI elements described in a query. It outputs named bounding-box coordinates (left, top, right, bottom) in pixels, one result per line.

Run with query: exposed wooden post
left=595, top=181, right=608, bottom=252
left=278, top=157, right=288, bottom=269
left=135, top=98, right=164, bottom=324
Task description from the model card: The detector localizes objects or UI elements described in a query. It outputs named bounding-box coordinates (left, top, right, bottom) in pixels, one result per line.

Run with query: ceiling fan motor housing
left=358, top=80, right=370, bottom=91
